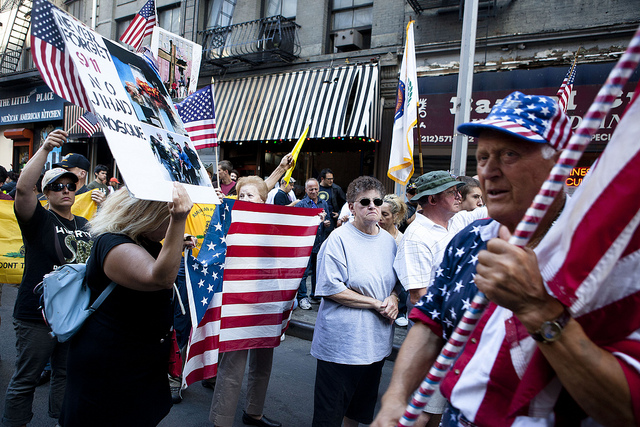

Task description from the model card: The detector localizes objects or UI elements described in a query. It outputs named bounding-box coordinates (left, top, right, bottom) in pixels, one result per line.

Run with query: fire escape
left=0, top=0, right=33, bottom=74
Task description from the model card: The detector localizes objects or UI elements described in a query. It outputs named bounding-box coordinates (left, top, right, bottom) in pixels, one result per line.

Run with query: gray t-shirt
left=311, top=222, right=398, bottom=365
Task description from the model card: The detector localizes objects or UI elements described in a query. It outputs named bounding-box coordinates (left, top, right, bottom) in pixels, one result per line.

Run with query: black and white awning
left=214, top=63, right=380, bottom=143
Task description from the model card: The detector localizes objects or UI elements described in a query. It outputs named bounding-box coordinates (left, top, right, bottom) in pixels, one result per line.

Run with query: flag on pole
left=176, top=85, right=218, bottom=150
left=137, top=46, right=160, bottom=75
left=76, top=112, right=101, bottom=136
left=182, top=199, right=321, bottom=386
left=282, top=124, right=309, bottom=185
left=556, top=61, right=577, bottom=112
left=119, top=0, right=156, bottom=51
left=388, top=21, right=418, bottom=185
left=30, top=0, right=91, bottom=111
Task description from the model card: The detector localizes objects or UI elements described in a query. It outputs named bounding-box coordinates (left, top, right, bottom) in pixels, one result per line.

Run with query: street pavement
left=0, top=284, right=409, bottom=426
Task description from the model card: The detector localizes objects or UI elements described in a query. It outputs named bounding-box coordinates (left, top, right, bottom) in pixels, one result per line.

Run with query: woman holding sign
left=59, top=183, right=193, bottom=426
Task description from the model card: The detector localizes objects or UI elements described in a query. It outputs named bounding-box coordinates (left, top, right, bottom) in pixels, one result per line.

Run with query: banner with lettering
left=32, top=0, right=218, bottom=204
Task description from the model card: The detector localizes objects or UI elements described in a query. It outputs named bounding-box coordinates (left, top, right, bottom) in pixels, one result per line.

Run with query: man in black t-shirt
left=317, top=168, right=346, bottom=228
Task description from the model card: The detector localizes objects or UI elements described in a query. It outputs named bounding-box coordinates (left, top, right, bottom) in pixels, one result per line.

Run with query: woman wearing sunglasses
left=311, top=176, right=401, bottom=427
left=4, top=129, right=93, bottom=427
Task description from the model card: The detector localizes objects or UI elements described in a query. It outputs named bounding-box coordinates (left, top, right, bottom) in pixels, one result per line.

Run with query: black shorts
left=312, top=358, right=385, bottom=426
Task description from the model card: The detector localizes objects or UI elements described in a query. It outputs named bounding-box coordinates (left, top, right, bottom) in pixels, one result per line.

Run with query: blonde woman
left=378, top=194, right=408, bottom=245
left=60, top=183, right=193, bottom=427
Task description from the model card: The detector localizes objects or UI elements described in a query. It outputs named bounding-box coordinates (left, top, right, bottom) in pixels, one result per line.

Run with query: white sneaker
left=395, top=315, right=408, bottom=327
left=299, top=297, right=312, bottom=310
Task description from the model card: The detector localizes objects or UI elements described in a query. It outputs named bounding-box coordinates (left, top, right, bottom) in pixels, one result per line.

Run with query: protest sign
left=32, top=0, right=217, bottom=203
left=150, top=27, right=202, bottom=99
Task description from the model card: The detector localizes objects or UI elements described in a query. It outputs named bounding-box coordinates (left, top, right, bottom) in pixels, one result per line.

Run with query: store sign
left=0, top=86, right=65, bottom=125
left=415, top=64, right=639, bottom=146
left=566, top=166, right=590, bottom=187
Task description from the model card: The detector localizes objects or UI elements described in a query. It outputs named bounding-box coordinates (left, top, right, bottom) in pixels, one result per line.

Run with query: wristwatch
left=530, top=308, right=571, bottom=343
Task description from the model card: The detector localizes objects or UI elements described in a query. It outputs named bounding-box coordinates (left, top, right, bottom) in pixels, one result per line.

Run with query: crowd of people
left=1, top=90, right=639, bottom=427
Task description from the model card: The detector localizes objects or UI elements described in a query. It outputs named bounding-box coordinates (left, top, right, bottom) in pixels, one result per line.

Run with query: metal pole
left=91, top=0, right=97, bottom=30
left=450, top=0, right=479, bottom=177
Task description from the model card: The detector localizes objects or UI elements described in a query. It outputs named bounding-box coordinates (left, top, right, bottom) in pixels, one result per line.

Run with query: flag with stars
left=182, top=199, right=322, bottom=386
left=412, top=218, right=493, bottom=341
left=176, top=85, right=218, bottom=150
left=119, top=0, right=157, bottom=51
left=556, top=63, right=577, bottom=112
left=75, top=112, right=101, bottom=136
left=30, top=0, right=91, bottom=111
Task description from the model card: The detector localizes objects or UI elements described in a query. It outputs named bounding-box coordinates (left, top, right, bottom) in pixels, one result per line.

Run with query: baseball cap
left=42, top=167, right=78, bottom=189
left=413, top=171, right=463, bottom=200
left=53, top=153, right=91, bottom=171
left=457, top=91, right=573, bottom=150
left=109, top=177, right=120, bottom=184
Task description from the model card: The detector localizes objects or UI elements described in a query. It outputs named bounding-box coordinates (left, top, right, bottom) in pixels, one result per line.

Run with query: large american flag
left=182, top=199, right=321, bottom=386
left=556, top=63, right=577, bottom=112
left=75, top=112, right=101, bottom=136
left=176, top=85, right=218, bottom=150
left=31, top=0, right=91, bottom=111
left=119, top=0, right=156, bottom=51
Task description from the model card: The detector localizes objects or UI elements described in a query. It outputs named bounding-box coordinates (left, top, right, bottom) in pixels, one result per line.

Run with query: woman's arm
left=264, top=153, right=294, bottom=191
left=14, top=130, right=68, bottom=222
left=328, top=289, right=398, bottom=322
left=103, top=183, right=193, bottom=291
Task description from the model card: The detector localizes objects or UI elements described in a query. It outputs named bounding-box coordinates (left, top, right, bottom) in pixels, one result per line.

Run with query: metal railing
left=0, top=47, right=35, bottom=75
left=200, top=15, right=301, bottom=67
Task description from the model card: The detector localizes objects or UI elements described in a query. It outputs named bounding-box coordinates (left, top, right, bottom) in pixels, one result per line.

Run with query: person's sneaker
left=395, top=315, right=409, bottom=327
left=170, top=385, right=182, bottom=404
left=309, top=297, right=321, bottom=304
left=299, top=297, right=312, bottom=310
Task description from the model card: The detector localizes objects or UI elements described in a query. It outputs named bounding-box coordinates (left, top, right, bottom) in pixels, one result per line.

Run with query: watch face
left=541, top=321, right=563, bottom=342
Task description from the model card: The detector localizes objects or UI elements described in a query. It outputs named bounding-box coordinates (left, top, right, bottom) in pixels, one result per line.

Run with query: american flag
left=182, top=199, right=322, bottom=386
left=30, top=0, right=91, bottom=111
left=176, top=85, right=218, bottom=150
left=75, top=112, right=101, bottom=136
left=556, top=63, right=577, bottom=112
left=119, top=0, right=156, bottom=51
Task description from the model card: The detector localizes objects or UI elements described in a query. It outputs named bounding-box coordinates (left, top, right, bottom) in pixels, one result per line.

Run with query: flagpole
left=211, top=78, right=220, bottom=190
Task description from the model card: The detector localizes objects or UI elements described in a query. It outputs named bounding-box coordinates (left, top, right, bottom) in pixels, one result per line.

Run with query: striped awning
left=214, top=63, right=380, bottom=142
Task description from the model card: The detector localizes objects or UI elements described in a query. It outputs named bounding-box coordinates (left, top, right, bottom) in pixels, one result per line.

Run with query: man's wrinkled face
left=306, top=181, right=319, bottom=200
left=476, top=132, right=557, bottom=230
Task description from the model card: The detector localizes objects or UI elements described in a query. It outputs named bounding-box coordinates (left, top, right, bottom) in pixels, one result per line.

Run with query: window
left=158, top=4, right=181, bottom=34
left=64, top=0, right=85, bottom=22
left=205, top=0, right=235, bottom=29
left=264, top=0, right=296, bottom=19
left=329, top=0, right=372, bottom=53
left=116, top=18, right=133, bottom=40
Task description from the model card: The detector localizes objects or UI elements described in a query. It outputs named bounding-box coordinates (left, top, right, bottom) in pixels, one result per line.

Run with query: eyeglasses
left=357, top=197, right=383, bottom=207
left=46, top=182, right=77, bottom=192
left=443, top=188, right=461, bottom=199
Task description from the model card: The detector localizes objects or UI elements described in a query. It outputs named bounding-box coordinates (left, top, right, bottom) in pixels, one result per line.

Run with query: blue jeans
left=297, top=252, right=318, bottom=300
left=3, top=319, right=69, bottom=426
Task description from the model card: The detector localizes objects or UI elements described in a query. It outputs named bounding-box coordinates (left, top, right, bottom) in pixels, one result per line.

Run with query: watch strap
left=530, top=307, right=571, bottom=343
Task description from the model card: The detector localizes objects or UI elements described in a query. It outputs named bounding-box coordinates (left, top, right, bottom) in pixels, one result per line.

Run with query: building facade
left=1, top=0, right=638, bottom=188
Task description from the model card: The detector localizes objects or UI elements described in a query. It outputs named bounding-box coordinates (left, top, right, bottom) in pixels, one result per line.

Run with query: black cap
left=53, top=153, right=90, bottom=171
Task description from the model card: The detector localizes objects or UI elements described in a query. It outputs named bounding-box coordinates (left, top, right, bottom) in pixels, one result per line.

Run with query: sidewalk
left=285, top=298, right=409, bottom=361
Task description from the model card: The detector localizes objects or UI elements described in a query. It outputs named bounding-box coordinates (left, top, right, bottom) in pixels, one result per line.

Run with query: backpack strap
left=88, top=282, right=116, bottom=313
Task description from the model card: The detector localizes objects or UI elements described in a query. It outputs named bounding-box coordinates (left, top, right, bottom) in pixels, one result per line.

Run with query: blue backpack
left=36, top=261, right=116, bottom=342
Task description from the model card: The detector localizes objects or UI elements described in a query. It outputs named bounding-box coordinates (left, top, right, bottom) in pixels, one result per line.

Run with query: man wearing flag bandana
left=373, top=91, right=638, bottom=426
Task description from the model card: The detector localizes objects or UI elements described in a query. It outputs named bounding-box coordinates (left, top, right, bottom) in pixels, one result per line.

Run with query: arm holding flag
left=476, top=233, right=635, bottom=425
left=264, top=153, right=295, bottom=191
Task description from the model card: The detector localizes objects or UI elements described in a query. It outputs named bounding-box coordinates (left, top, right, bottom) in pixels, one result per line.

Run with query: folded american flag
left=182, top=199, right=322, bottom=386
left=176, top=85, right=218, bottom=150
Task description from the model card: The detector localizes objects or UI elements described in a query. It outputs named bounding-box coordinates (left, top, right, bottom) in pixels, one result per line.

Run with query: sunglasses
left=47, top=182, right=77, bottom=192
left=357, top=197, right=383, bottom=207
